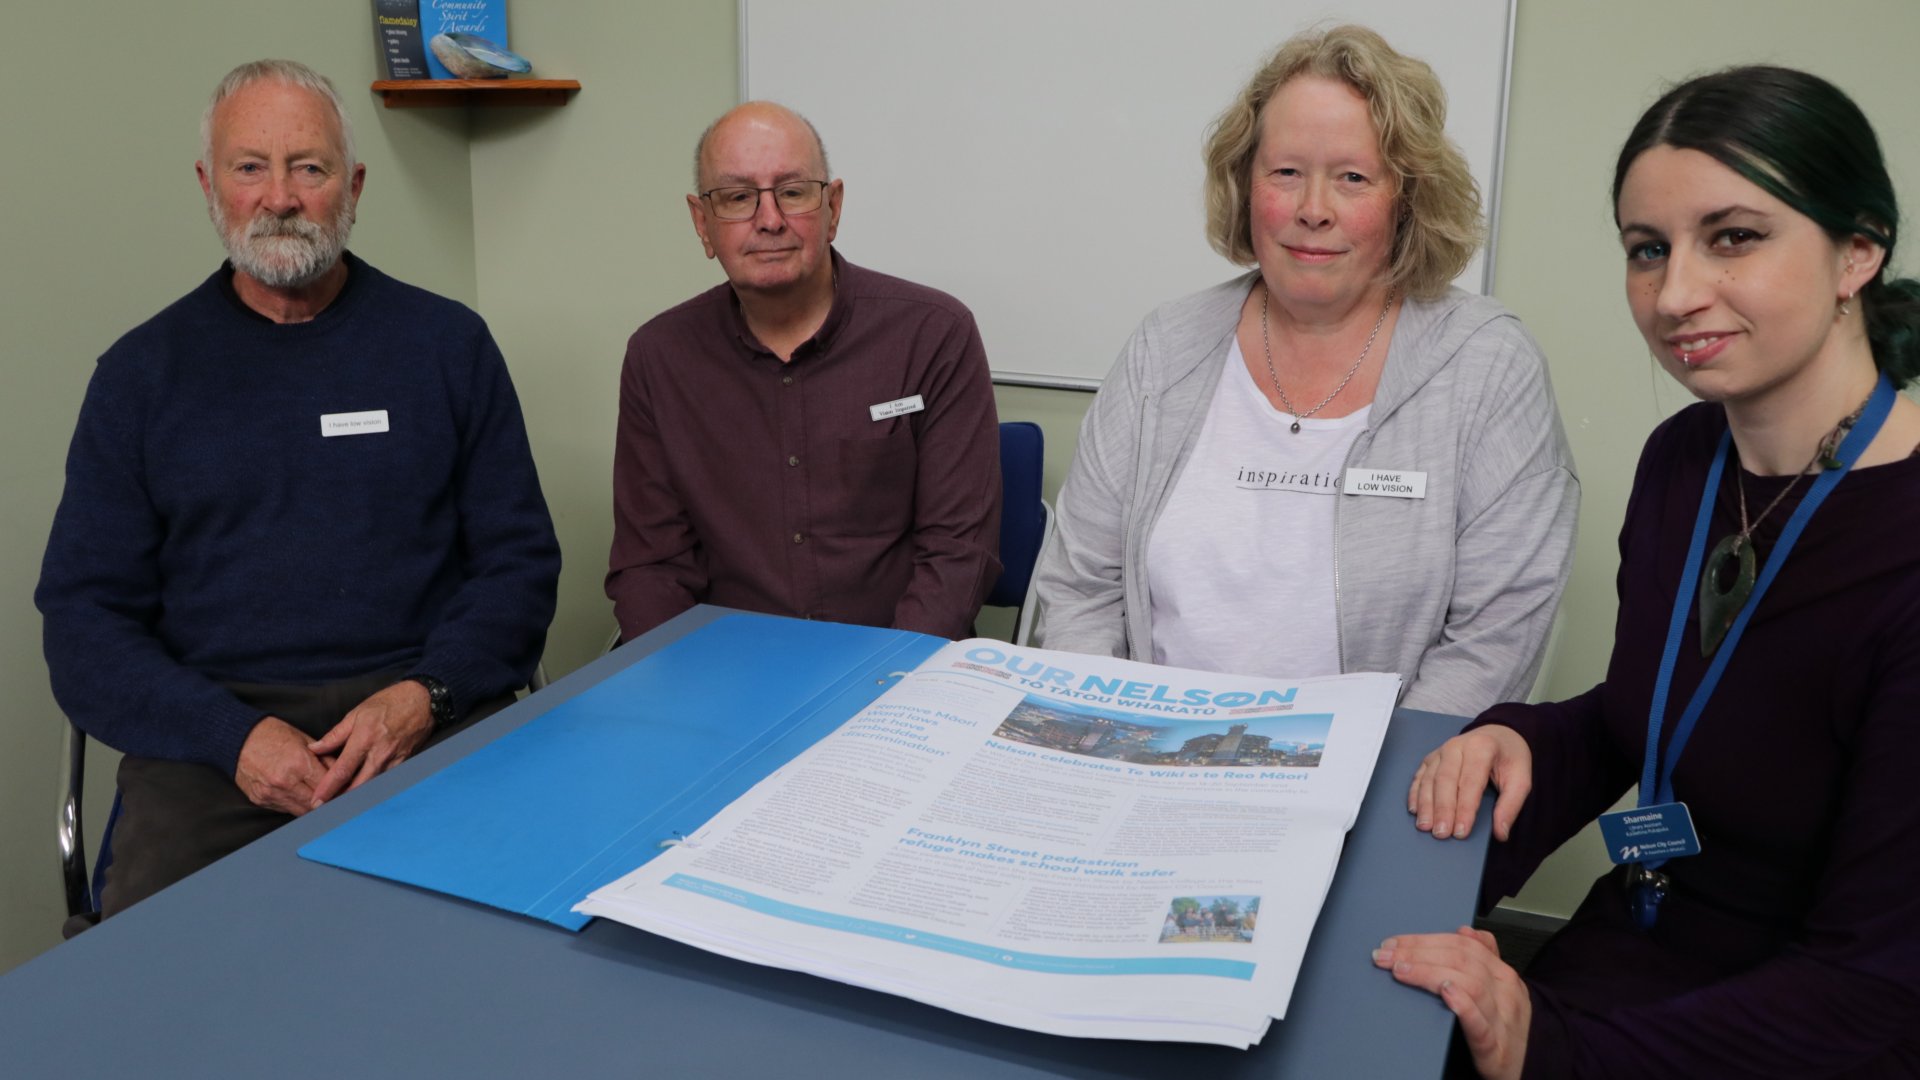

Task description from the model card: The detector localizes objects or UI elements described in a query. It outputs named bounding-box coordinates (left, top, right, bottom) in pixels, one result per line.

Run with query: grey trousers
left=97, top=669, right=510, bottom=922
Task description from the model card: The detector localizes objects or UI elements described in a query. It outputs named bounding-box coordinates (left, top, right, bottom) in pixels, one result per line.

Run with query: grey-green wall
left=4, top=0, right=1915, bottom=972
left=467, top=1, right=741, bottom=679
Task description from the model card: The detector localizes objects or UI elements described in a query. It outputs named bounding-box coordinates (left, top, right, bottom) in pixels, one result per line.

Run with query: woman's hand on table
left=1409, top=723, right=1531, bottom=841
left=1374, top=926, right=1529, bottom=1080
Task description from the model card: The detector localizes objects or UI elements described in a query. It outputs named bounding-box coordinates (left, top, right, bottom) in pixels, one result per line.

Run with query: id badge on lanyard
left=1606, top=373, right=1895, bottom=930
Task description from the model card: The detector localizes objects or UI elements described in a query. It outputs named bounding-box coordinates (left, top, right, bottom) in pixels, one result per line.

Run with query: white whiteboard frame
left=739, top=1, right=1518, bottom=391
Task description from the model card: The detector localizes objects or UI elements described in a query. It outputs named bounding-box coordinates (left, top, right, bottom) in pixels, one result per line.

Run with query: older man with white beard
left=35, top=59, right=560, bottom=931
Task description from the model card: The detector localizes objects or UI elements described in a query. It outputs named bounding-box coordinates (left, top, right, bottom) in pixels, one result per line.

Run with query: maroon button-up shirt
left=607, top=252, right=1001, bottom=641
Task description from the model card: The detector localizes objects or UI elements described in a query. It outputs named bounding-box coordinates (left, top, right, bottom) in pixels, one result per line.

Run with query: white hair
left=201, top=59, right=356, bottom=172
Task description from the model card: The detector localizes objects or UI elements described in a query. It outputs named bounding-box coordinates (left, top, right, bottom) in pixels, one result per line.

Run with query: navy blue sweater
left=37, top=254, right=561, bottom=774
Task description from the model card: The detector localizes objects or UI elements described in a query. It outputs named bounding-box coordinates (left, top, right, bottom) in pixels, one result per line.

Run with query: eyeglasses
left=699, top=180, right=830, bottom=221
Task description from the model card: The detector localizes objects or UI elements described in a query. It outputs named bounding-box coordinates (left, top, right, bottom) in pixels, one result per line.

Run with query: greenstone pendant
left=1698, top=534, right=1756, bottom=657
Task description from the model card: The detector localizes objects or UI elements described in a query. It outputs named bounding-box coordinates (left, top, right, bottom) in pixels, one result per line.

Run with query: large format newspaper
left=577, top=639, right=1399, bottom=1048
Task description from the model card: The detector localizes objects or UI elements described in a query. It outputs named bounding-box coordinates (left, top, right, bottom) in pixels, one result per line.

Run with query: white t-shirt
left=1146, top=339, right=1370, bottom=678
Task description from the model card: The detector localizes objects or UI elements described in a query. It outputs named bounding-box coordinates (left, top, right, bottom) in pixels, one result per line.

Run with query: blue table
left=0, top=607, right=1488, bottom=1077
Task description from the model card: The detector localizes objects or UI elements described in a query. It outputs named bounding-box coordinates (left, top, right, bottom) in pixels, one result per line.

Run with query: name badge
left=320, top=410, right=390, bottom=437
left=1598, top=802, right=1702, bottom=865
left=1343, top=468, right=1427, bottom=499
left=869, top=395, right=925, bottom=421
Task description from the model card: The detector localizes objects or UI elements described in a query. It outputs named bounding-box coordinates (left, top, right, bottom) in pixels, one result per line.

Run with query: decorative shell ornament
left=429, top=33, right=533, bottom=79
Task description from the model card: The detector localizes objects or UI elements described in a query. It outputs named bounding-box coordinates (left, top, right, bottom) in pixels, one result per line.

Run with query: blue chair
left=987, top=421, right=1052, bottom=646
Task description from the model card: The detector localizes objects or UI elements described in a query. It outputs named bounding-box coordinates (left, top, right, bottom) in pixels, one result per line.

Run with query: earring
left=1840, top=291, right=1854, bottom=317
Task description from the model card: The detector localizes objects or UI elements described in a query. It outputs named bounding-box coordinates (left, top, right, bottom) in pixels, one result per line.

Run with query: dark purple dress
left=1473, top=402, right=1920, bottom=1078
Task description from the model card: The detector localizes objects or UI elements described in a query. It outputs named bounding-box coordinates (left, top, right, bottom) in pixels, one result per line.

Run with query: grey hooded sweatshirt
left=1034, top=275, right=1578, bottom=719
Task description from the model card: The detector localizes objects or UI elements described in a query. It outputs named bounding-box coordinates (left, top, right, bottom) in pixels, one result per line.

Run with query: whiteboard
left=743, top=1, right=1515, bottom=387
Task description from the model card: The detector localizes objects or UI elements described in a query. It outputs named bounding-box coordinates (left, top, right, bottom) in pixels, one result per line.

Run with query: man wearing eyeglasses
left=607, top=101, right=1001, bottom=642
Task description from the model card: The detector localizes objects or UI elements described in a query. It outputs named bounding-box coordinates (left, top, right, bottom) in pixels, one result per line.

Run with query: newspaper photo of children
left=1159, top=896, right=1260, bottom=944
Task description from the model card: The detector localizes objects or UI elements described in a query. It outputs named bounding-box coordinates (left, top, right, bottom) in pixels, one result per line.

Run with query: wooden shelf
left=371, top=79, right=580, bottom=109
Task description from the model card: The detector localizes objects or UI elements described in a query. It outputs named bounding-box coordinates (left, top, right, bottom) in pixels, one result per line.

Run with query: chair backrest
left=59, top=720, right=116, bottom=924
left=989, top=421, right=1047, bottom=610
left=59, top=721, right=89, bottom=917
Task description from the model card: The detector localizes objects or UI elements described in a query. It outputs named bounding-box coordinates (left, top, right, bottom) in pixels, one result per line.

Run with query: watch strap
left=406, top=674, right=456, bottom=730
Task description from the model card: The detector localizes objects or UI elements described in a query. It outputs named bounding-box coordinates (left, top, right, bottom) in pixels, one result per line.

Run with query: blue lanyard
left=1639, top=374, right=1896, bottom=828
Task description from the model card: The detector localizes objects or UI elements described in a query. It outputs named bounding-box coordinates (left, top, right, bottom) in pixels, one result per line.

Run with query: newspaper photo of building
left=992, top=697, right=1330, bottom=768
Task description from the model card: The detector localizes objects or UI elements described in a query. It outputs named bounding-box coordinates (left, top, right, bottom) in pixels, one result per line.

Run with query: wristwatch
left=407, top=674, right=457, bottom=730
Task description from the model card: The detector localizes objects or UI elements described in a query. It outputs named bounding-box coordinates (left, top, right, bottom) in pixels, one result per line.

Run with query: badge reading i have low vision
left=320, top=410, right=391, bottom=437
left=1343, top=468, right=1426, bottom=499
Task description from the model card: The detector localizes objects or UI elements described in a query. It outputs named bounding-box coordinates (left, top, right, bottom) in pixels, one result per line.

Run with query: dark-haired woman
left=1377, top=66, right=1920, bottom=1079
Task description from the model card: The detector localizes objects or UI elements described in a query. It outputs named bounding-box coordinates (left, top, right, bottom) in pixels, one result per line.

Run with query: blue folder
left=299, top=614, right=946, bottom=929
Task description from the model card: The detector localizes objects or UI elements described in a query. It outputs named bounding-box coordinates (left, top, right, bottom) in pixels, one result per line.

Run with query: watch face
left=411, top=676, right=453, bottom=726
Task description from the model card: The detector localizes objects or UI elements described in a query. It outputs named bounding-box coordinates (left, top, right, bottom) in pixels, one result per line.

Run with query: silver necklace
left=1696, top=389, right=1871, bottom=656
left=1261, top=287, right=1395, bottom=434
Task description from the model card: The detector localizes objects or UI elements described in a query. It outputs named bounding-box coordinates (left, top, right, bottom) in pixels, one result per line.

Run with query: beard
left=211, top=196, right=355, bottom=289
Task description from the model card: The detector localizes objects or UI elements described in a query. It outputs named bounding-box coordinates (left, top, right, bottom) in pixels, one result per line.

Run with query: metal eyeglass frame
left=698, top=180, right=830, bottom=221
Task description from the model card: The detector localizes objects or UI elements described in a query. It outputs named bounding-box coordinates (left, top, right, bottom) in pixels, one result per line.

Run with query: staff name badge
left=1598, top=802, right=1702, bottom=865
left=320, top=410, right=390, bottom=437
left=869, top=394, right=925, bottom=421
left=1343, top=468, right=1427, bottom=499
